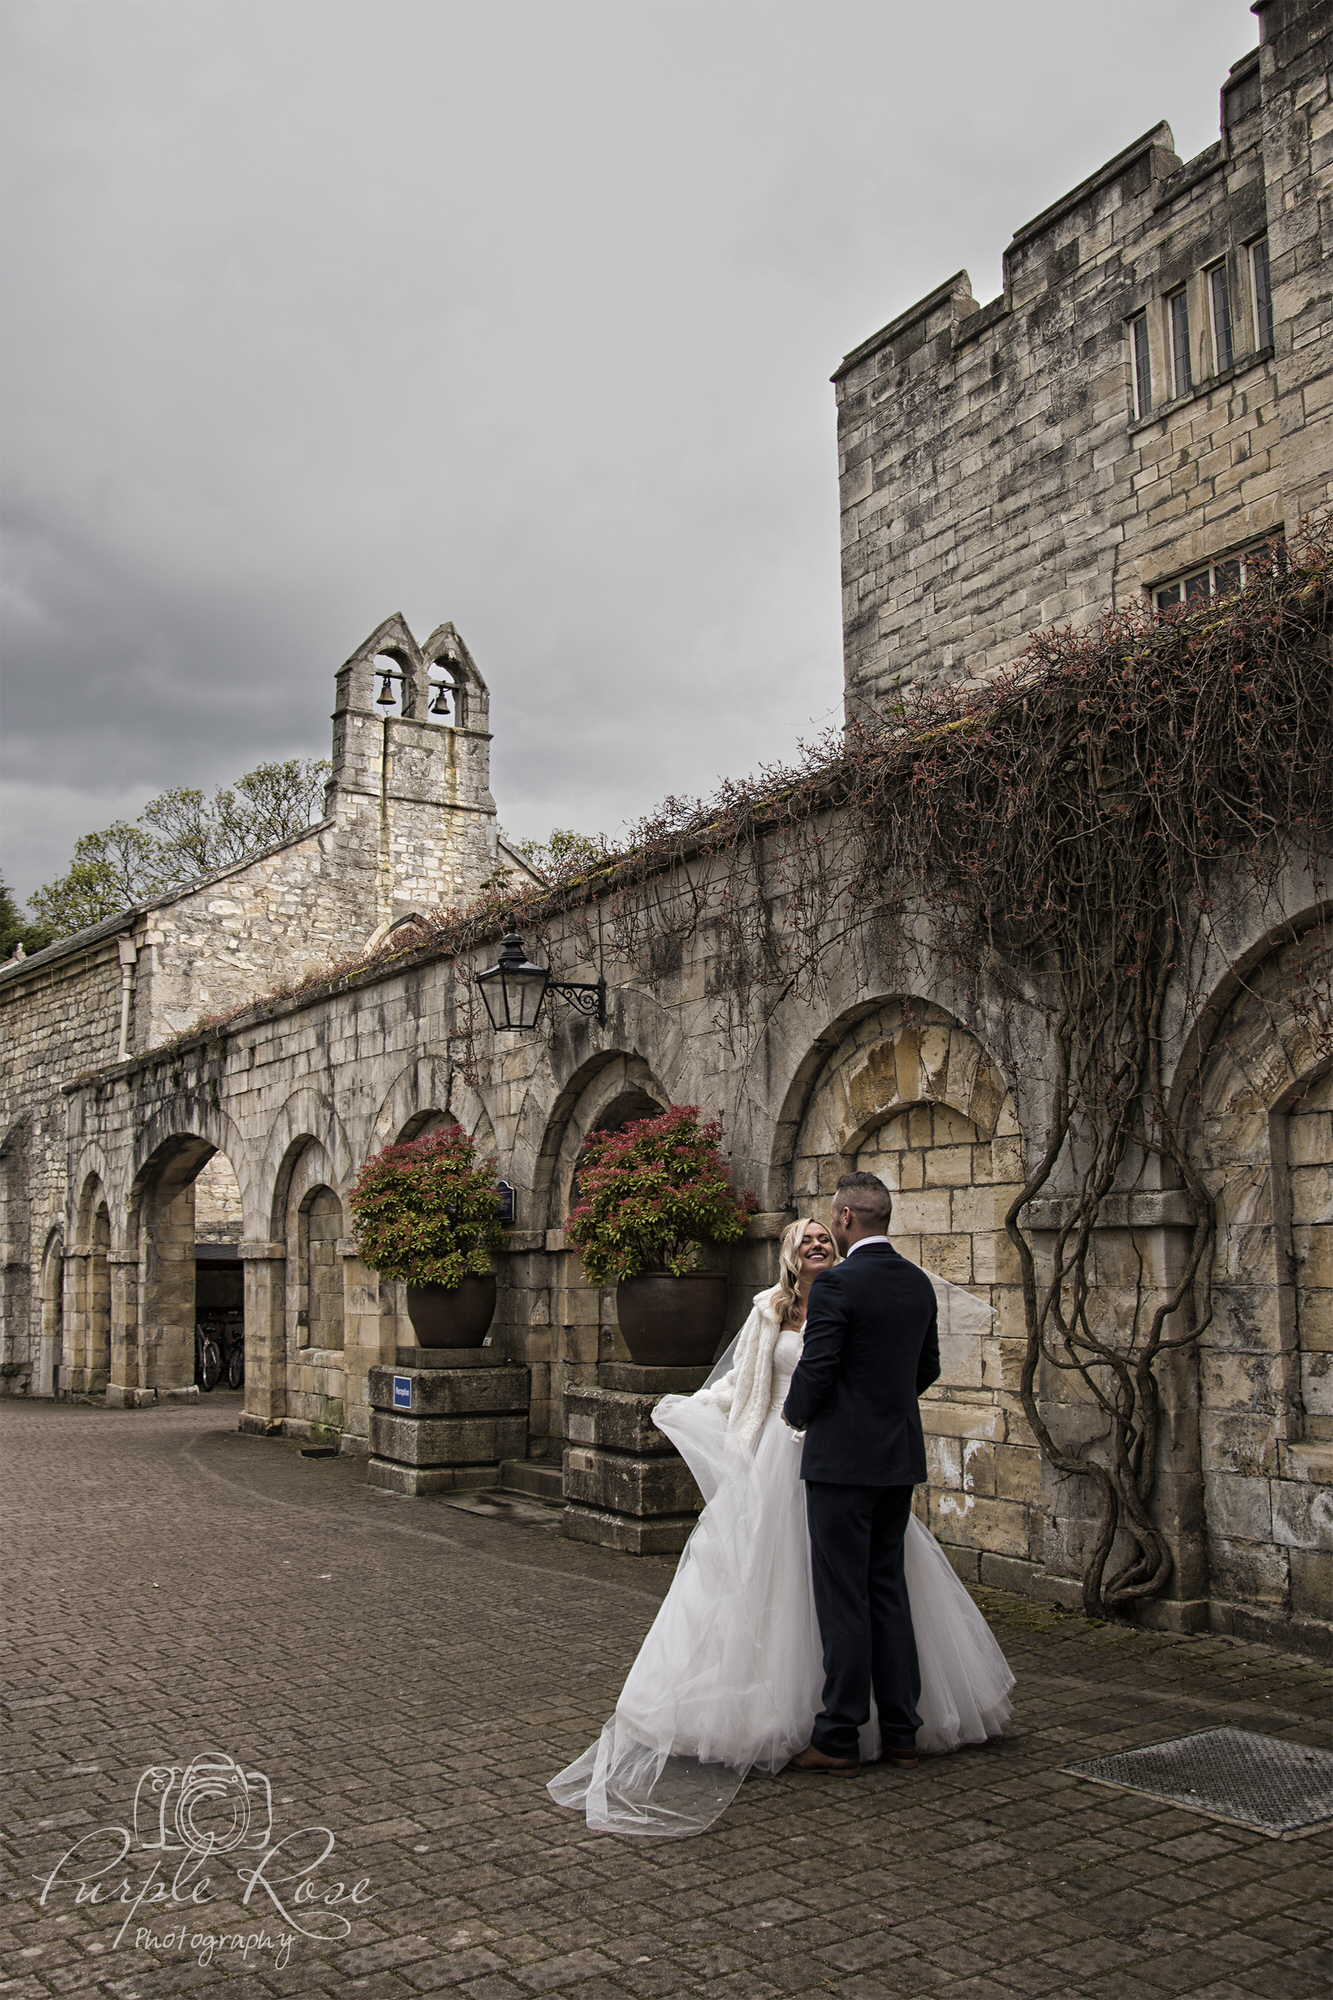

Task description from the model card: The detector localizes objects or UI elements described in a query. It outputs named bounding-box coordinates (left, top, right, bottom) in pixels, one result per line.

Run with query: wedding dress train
left=549, top=1278, right=1014, bottom=1837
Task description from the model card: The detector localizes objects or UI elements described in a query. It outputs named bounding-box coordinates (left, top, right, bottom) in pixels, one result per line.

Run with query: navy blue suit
left=782, top=1241, right=940, bottom=1758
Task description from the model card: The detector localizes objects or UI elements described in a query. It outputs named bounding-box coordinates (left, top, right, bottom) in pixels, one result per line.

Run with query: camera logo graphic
left=133, top=1753, right=273, bottom=1854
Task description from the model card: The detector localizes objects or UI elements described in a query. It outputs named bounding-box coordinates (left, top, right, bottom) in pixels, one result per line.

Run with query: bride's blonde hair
left=771, top=1216, right=836, bottom=1325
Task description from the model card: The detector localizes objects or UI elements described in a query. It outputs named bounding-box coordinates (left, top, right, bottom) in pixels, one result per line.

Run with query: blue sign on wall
left=392, top=1374, right=412, bottom=1411
left=496, top=1180, right=517, bottom=1225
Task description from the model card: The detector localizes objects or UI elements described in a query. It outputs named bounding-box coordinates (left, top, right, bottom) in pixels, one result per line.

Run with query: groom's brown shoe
left=878, top=1749, right=919, bottom=1770
left=785, top=1745, right=861, bottom=1776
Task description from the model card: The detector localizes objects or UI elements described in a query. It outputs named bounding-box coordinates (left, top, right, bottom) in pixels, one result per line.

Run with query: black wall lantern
left=476, top=918, right=606, bottom=1030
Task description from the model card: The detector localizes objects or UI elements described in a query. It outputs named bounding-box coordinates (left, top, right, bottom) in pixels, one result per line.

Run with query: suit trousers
left=804, top=1480, right=923, bottom=1760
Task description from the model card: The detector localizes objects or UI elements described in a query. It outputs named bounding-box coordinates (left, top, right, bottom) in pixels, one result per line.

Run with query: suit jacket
left=782, top=1242, right=940, bottom=1485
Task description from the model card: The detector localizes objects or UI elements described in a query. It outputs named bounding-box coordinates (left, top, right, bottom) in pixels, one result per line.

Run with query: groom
left=782, top=1171, right=940, bottom=1775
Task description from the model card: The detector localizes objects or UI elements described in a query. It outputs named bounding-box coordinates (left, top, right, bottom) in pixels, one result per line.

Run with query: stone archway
left=118, top=1123, right=248, bottom=1407
left=517, top=1053, right=670, bottom=1449
left=0, top=1120, right=32, bottom=1395
left=37, top=1229, right=63, bottom=1399
left=1187, top=924, right=1332, bottom=1650
left=69, top=1177, right=112, bottom=1397
left=780, top=998, right=1038, bottom=1586
left=279, top=1139, right=350, bottom=1447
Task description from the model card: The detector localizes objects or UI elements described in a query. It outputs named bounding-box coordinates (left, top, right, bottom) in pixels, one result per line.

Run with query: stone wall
left=0, top=923, right=129, bottom=1394
left=55, top=809, right=1331, bottom=1651
left=837, top=0, right=1331, bottom=718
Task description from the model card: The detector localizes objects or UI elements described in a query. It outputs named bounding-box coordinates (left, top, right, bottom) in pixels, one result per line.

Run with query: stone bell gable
left=327, top=613, right=500, bottom=925
left=837, top=0, right=1331, bottom=720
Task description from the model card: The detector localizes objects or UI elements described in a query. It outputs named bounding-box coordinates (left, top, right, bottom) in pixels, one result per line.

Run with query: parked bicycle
left=195, top=1315, right=243, bottom=1391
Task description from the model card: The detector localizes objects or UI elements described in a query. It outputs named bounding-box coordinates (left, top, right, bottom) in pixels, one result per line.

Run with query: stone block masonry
left=837, top=0, right=1331, bottom=720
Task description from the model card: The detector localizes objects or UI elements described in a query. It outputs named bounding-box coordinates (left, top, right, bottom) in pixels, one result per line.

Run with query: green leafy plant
left=348, top=1125, right=505, bottom=1287
left=565, top=1105, right=757, bottom=1283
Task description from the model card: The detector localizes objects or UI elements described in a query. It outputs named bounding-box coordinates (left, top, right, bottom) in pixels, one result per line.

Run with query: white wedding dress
left=549, top=1280, right=1015, bottom=1837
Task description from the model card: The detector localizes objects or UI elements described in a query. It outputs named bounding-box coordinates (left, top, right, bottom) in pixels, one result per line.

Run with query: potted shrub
left=348, top=1124, right=506, bottom=1347
left=565, top=1105, right=757, bottom=1365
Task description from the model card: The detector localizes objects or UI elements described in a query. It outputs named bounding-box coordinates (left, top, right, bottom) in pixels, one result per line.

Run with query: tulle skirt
left=548, top=1389, right=1014, bottom=1837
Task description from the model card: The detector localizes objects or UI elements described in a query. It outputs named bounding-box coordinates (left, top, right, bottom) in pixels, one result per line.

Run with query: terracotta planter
left=404, top=1274, right=497, bottom=1348
left=615, top=1273, right=729, bottom=1368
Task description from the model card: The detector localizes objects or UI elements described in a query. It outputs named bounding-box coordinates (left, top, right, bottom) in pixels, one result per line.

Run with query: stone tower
left=329, top=614, right=503, bottom=930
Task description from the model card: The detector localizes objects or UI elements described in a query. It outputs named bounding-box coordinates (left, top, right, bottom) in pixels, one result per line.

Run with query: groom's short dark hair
left=834, top=1172, right=892, bottom=1228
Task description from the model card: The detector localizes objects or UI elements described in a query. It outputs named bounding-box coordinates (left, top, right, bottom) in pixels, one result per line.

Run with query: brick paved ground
left=2, top=1400, right=1329, bottom=2000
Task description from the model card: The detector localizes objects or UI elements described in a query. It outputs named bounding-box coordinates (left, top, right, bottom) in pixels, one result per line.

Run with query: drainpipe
left=116, top=938, right=138, bottom=1060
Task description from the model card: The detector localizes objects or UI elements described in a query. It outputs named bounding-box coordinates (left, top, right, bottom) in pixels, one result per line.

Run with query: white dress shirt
left=843, top=1234, right=890, bottom=1257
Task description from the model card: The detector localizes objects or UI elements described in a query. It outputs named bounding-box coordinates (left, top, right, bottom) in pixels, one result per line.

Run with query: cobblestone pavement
left=2, top=1400, right=1329, bottom=2000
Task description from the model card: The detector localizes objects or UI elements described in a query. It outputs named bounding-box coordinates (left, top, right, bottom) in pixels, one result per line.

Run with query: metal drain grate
left=1067, top=1727, right=1333, bottom=1836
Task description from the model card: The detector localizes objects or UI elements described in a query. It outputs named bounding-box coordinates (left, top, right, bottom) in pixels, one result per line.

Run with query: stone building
left=0, top=613, right=538, bottom=1396
left=2, top=0, right=1329, bottom=1657
left=838, top=0, right=1331, bottom=716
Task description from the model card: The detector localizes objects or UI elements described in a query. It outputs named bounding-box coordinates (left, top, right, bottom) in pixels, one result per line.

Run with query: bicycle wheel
left=227, top=1344, right=244, bottom=1390
left=200, top=1337, right=222, bottom=1392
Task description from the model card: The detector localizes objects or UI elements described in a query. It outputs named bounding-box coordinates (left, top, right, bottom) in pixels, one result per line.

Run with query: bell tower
left=327, top=614, right=501, bottom=926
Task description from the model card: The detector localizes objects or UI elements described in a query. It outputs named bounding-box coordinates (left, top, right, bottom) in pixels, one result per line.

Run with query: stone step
left=497, top=1458, right=564, bottom=1501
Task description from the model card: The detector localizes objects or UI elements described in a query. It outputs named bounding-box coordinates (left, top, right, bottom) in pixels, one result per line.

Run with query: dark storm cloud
left=1, top=0, right=1259, bottom=903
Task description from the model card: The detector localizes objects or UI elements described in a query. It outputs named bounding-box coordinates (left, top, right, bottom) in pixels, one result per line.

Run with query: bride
left=549, top=1217, right=1014, bottom=1837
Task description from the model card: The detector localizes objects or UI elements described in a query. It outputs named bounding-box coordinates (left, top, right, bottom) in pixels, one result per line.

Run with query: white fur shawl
left=693, top=1287, right=790, bottom=1451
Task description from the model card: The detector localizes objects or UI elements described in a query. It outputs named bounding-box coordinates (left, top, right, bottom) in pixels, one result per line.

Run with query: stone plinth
left=562, top=1363, right=710, bottom=1555
left=367, top=1357, right=529, bottom=1498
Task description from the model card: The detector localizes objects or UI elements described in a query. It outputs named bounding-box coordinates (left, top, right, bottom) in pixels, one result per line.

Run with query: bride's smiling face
left=797, top=1224, right=835, bottom=1277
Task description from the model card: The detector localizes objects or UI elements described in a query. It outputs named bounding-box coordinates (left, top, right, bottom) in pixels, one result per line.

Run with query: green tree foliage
left=0, top=877, right=56, bottom=960
left=565, top=1105, right=757, bottom=1282
left=512, top=827, right=603, bottom=882
left=27, top=759, right=331, bottom=941
left=348, top=1125, right=505, bottom=1287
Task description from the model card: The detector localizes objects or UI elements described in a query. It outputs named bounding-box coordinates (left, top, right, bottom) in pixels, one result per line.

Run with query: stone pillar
left=238, top=1239, right=287, bottom=1437
left=366, top=1346, right=530, bottom=1496
left=562, top=1362, right=710, bottom=1554
left=138, top=1186, right=199, bottom=1400
left=339, top=1238, right=393, bottom=1452
left=494, top=1232, right=555, bottom=1457
left=63, top=1248, right=89, bottom=1395
left=105, top=1251, right=145, bottom=1408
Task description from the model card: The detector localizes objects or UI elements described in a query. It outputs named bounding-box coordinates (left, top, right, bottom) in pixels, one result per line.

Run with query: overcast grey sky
left=2, top=0, right=1258, bottom=906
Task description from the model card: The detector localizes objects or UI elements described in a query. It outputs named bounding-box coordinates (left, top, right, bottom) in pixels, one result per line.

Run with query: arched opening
left=566, top=1088, right=665, bottom=1213
left=279, top=1140, right=349, bottom=1444
left=300, top=1187, right=345, bottom=1353
left=125, top=1132, right=246, bottom=1401
left=1186, top=922, right=1331, bottom=1645
left=1287, top=1070, right=1331, bottom=1446
left=38, top=1231, right=63, bottom=1399
left=781, top=999, right=1033, bottom=1582
left=371, top=651, right=410, bottom=716
left=194, top=1150, right=245, bottom=1392
left=77, top=1196, right=112, bottom=1397
left=0, top=1121, right=32, bottom=1393
left=523, top=1054, right=670, bottom=1451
